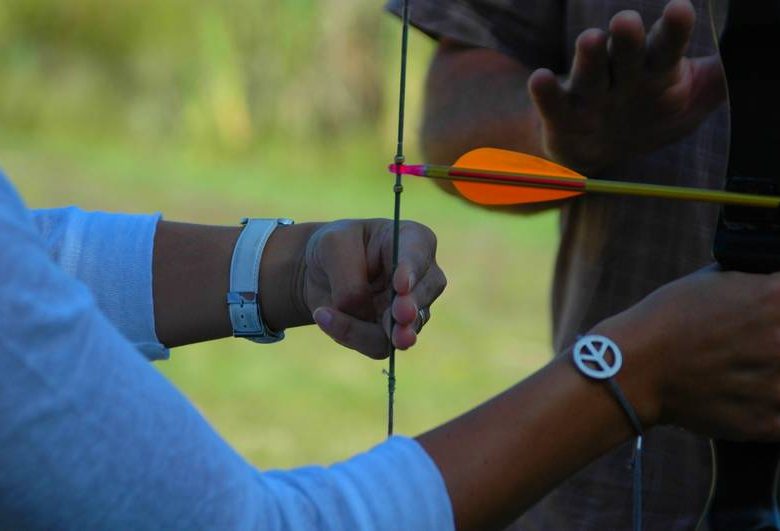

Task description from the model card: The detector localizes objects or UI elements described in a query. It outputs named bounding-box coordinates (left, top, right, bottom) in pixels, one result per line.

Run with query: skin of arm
left=152, top=218, right=446, bottom=358
left=417, top=269, right=780, bottom=530
left=151, top=217, right=780, bottom=530
left=421, top=39, right=550, bottom=209
left=422, top=39, right=545, bottom=167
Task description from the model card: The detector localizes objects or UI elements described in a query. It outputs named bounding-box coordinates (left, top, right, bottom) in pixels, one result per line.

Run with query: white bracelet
left=226, top=217, right=293, bottom=343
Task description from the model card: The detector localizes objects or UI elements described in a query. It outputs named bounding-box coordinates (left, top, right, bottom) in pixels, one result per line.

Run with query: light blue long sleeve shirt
left=0, top=171, right=454, bottom=530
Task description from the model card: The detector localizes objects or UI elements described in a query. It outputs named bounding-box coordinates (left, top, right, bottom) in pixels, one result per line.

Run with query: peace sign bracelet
left=573, top=334, right=645, bottom=531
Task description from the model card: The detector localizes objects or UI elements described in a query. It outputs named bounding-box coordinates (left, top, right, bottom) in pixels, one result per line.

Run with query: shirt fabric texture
left=0, top=172, right=454, bottom=530
left=386, top=0, right=728, bottom=529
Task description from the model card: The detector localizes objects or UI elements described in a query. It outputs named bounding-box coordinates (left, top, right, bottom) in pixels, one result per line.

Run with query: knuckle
left=425, top=225, right=438, bottom=249
left=404, top=220, right=437, bottom=246
left=433, top=267, right=448, bottom=295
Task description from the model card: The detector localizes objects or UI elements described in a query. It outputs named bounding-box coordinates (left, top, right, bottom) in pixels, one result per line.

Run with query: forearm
left=422, top=41, right=561, bottom=213
left=152, top=220, right=322, bottom=347
left=418, top=327, right=652, bottom=530
left=422, top=40, right=545, bottom=166
left=419, top=265, right=780, bottom=530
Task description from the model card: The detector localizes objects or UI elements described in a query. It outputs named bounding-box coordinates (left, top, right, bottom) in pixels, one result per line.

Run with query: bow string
left=387, top=0, right=411, bottom=437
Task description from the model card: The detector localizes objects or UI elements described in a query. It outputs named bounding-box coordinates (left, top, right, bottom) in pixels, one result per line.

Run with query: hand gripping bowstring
left=387, top=0, right=411, bottom=437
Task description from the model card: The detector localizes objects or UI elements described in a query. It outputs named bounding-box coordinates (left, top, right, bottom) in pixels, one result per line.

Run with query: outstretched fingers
left=607, top=10, right=646, bottom=87
left=645, top=0, right=696, bottom=74
left=568, top=28, right=610, bottom=98
left=528, top=68, right=567, bottom=125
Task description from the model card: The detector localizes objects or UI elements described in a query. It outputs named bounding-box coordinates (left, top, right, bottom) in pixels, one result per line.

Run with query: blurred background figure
left=0, top=0, right=558, bottom=468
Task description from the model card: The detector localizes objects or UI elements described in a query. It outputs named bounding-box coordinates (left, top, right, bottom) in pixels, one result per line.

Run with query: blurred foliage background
left=1, top=0, right=558, bottom=468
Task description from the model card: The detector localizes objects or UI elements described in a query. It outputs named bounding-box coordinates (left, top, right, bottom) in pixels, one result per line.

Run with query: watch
left=226, top=217, right=294, bottom=343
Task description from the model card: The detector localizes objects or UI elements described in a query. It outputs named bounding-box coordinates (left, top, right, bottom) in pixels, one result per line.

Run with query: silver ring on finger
left=415, top=307, right=431, bottom=333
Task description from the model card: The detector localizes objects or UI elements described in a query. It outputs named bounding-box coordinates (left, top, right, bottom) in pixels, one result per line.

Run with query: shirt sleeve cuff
left=32, top=207, right=169, bottom=361
left=259, top=435, right=454, bottom=529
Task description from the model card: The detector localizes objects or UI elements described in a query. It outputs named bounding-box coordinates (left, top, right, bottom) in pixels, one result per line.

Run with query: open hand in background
left=529, top=0, right=726, bottom=173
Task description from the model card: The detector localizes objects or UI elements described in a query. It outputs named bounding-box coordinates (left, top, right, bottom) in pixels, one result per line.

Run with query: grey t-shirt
left=387, top=0, right=728, bottom=528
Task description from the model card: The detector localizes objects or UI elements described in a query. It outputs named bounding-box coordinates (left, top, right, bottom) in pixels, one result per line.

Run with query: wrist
left=259, top=222, right=323, bottom=331
left=587, top=316, right=663, bottom=429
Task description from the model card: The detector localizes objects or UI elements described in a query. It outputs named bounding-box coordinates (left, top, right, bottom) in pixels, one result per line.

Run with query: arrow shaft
left=395, top=164, right=780, bottom=208
left=586, top=179, right=780, bottom=208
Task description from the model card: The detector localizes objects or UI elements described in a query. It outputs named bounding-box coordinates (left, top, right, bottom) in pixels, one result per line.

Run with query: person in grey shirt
left=388, top=0, right=731, bottom=528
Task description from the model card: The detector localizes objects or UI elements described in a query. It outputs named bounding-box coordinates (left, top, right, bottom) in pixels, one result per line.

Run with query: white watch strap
left=227, top=218, right=293, bottom=343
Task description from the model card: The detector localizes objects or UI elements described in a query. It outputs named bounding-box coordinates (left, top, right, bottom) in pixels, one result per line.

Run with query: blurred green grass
left=1, top=1, right=559, bottom=469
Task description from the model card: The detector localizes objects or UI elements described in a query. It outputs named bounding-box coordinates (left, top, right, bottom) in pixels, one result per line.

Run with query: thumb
left=313, top=306, right=390, bottom=359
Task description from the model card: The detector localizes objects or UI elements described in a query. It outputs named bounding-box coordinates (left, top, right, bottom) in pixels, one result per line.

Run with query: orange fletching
left=452, top=148, right=585, bottom=205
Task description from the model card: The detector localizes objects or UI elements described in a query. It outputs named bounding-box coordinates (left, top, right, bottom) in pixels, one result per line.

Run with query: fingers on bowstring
left=391, top=292, right=419, bottom=327
left=382, top=308, right=419, bottom=351
left=528, top=68, right=567, bottom=123
left=393, top=323, right=418, bottom=351
left=385, top=265, right=446, bottom=351
left=392, top=264, right=446, bottom=325
left=645, top=0, right=696, bottom=74
left=392, top=223, right=446, bottom=322
left=568, top=28, right=610, bottom=98
left=607, top=10, right=647, bottom=86
left=393, top=222, right=440, bottom=296
left=314, top=306, right=390, bottom=359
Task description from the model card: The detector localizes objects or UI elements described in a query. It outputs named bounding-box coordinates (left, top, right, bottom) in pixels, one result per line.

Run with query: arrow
left=388, top=147, right=780, bottom=208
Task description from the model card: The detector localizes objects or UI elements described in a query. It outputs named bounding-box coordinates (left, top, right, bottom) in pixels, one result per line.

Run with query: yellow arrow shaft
left=421, top=164, right=780, bottom=208
left=585, top=180, right=780, bottom=208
